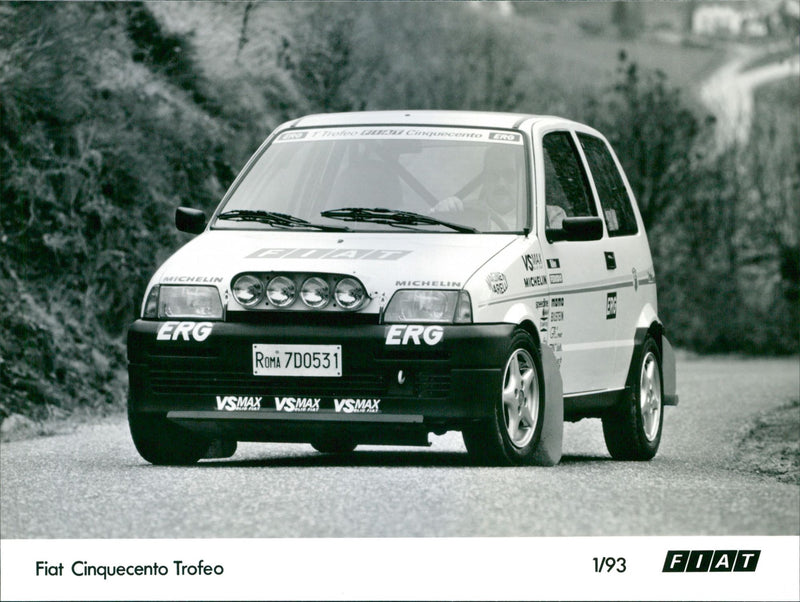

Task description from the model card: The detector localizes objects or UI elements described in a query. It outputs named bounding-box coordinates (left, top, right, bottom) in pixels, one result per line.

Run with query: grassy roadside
left=733, top=398, right=800, bottom=485
left=0, top=403, right=126, bottom=443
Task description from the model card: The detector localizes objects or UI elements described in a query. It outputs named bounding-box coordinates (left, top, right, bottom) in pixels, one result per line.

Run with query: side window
left=542, top=132, right=596, bottom=229
left=578, top=134, right=638, bottom=236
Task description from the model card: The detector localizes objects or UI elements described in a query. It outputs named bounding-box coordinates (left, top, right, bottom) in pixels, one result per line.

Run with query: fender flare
left=502, top=302, right=542, bottom=332
left=503, top=303, right=564, bottom=466
left=626, top=323, right=679, bottom=407
left=532, top=342, right=564, bottom=466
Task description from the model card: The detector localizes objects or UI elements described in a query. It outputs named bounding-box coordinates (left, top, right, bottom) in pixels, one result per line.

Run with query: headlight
left=266, top=276, right=296, bottom=307
left=334, top=277, right=367, bottom=310
left=300, top=277, right=330, bottom=308
left=232, top=274, right=264, bottom=307
left=157, top=286, right=223, bottom=320
left=142, top=285, right=160, bottom=318
left=384, top=290, right=472, bottom=324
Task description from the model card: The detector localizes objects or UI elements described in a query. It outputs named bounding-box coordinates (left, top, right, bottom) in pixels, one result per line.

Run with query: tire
left=462, top=330, right=544, bottom=465
left=602, top=336, right=664, bottom=460
left=128, top=409, right=210, bottom=465
left=311, top=438, right=357, bottom=454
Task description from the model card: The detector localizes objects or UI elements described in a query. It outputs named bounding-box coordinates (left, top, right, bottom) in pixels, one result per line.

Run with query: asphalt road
left=1, top=357, right=798, bottom=539
left=699, top=43, right=800, bottom=153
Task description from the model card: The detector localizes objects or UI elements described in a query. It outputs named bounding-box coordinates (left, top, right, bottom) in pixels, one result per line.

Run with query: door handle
left=604, top=251, right=616, bottom=270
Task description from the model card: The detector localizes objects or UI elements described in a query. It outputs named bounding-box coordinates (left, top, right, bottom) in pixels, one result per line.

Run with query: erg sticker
left=156, top=321, right=213, bottom=342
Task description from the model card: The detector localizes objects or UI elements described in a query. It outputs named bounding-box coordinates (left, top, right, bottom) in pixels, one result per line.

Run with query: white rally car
left=127, top=110, right=678, bottom=466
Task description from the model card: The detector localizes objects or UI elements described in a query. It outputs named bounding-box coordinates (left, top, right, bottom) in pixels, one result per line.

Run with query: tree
left=278, top=4, right=378, bottom=113
left=236, top=1, right=256, bottom=62
left=583, top=53, right=707, bottom=230
left=611, top=2, right=645, bottom=39
left=360, top=3, right=528, bottom=112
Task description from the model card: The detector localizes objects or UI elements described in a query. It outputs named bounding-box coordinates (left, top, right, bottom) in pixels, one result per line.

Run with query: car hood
left=152, top=230, right=516, bottom=307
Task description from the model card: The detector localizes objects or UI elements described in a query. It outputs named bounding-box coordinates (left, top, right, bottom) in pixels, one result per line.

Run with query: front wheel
left=462, top=330, right=544, bottom=465
left=128, top=410, right=211, bottom=465
left=602, top=336, right=664, bottom=460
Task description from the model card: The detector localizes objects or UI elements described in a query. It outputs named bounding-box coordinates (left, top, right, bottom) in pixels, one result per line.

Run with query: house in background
left=691, top=0, right=796, bottom=38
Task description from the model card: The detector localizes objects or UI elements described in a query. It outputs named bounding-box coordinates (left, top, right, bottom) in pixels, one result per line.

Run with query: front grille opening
left=148, top=369, right=452, bottom=400
left=149, top=370, right=387, bottom=397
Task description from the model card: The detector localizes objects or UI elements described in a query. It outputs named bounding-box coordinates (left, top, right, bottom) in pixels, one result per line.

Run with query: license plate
left=252, top=344, right=342, bottom=377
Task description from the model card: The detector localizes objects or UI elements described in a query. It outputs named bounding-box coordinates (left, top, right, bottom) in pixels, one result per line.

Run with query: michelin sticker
left=396, top=279, right=461, bottom=287
left=161, top=276, right=223, bottom=283
left=523, top=275, right=547, bottom=288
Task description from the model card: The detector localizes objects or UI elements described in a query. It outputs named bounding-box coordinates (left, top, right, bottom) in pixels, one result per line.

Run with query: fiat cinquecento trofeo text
left=127, top=111, right=678, bottom=466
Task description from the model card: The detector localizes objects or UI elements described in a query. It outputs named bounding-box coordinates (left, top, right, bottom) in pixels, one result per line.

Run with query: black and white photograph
left=1, top=1, right=798, bottom=600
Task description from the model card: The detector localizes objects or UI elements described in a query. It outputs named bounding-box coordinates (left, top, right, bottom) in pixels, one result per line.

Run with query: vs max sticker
left=335, top=398, right=380, bottom=413
left=275, top=397, right=320, bottom=412
left=216, top=396, right=261, bottom=411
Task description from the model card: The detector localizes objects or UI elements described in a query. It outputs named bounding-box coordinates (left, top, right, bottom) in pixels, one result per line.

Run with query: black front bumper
left=127, top=320, right=514, bottom=445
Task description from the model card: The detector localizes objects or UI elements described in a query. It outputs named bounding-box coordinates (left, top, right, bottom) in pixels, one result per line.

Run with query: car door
left=577, top=131, right=654, bottom=390
left=536, top=129, right=618, bottom=395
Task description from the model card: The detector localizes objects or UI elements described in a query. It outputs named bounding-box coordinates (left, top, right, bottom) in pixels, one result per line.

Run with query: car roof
left=286, top=110, right=579, bottom=131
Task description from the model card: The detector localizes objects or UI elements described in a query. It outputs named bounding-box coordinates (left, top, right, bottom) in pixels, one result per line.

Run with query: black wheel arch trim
left=625, top=324, right=679, bottom=407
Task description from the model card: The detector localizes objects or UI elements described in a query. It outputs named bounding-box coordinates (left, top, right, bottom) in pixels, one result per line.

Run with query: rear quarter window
left=578, top=134, right=638, bottom=237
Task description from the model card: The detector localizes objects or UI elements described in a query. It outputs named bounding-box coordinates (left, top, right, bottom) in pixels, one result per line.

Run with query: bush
left=583, top=55, right=798, bottom=353
left=0, top=2, right=236, bottom=420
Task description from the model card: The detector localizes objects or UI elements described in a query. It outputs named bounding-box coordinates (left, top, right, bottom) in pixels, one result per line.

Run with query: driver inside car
left=430, top=145, right=569, bottom=231
left=430, top=145, right=522, bottom=231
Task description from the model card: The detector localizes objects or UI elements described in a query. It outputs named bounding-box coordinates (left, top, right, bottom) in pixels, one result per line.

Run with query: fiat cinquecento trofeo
left=127, top=111, right=678, bottom=466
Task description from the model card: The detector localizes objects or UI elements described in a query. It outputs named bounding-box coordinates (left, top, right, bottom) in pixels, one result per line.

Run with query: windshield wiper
left=216, top=209, right=350, bottom=231
left=320, top=207, right=478, bottom=233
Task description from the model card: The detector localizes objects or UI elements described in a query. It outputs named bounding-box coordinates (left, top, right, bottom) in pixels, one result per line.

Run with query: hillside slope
left=0, top=3, right=238, bottom=428
left=1, top=2, right=796, bottom=436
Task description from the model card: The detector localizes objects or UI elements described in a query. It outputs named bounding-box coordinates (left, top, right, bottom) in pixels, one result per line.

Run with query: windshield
left=214, top=126, right=528, bottom=233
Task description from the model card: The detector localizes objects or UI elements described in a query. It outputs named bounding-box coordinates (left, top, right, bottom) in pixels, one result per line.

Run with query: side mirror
left=546, top=216, right=603, bottom=242
left=175, top=207, right=207, bottom=234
